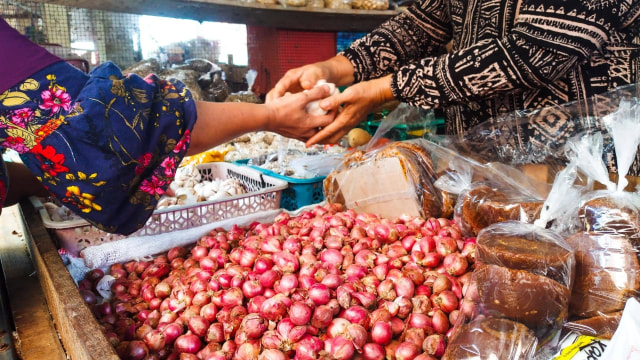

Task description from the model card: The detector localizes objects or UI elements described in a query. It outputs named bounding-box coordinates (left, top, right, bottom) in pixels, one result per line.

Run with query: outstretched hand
left=265, top=84, right=338, bottom=143
left=266, top=56, right=355, bottom=103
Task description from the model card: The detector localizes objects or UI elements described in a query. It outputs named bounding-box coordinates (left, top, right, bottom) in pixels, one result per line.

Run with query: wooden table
left=0, top=202, right=117, bottom=360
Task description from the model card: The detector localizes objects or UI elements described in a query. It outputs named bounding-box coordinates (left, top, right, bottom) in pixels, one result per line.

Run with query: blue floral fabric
left=0, top=61, right=197, bottom=235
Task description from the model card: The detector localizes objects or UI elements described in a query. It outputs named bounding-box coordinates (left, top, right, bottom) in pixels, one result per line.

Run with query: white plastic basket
left=36, top=162, right=287, bottom=255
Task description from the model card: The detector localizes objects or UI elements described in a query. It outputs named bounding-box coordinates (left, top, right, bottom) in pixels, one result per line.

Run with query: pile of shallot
left=80, top=203, right=479, bottom=360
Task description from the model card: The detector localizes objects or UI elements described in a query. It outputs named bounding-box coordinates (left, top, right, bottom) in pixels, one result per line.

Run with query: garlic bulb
left=305, top=80, right=338, bottom=116
left=156, top=166, right=248, bottom=209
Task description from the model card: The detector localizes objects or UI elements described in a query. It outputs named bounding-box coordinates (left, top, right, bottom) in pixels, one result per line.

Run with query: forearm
left=390, top=0, right=621, bottom=109
left=188, top=101, right=272, bottom=155
left=4, top=162, right=49, bottom=207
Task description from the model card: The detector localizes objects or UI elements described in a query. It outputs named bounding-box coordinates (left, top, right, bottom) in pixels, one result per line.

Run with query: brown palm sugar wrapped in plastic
left=566, top=232, right=639, bottom=318
left=434, top=159, right=549, bottom=237
left=324, top=139, right=443, bottom=220
left=580, top=196, right=640, bottom=238
left=562, top=108, right=640, bottom=339
left=564, top=312, right=623, bottom=340
left=457, top=185, right=544, bottom=237
left=474, top=222, right=575, bottom=340
left=568, top=127, right=640, bottom=242
left=442, top=317, right=538, bottom=360
left=468, top=163, right=579, bottom=356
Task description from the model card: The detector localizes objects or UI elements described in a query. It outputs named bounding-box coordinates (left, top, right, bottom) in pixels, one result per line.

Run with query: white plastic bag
left=601, top=298, right=640, bottom=360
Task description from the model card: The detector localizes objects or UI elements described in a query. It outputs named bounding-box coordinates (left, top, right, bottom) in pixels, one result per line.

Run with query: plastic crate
left=234, top=160, right=326, bottom=211
left=362, top=116, right=446, bottom=140
left=35, top=162, right=287, bottom=255
left=247, top=26, right=337, bottom=95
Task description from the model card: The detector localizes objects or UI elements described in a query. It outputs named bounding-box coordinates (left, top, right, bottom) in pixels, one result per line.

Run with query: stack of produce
left=79, top=203, right=478, bottom=359
left=561, top=123, right=640, bottom=340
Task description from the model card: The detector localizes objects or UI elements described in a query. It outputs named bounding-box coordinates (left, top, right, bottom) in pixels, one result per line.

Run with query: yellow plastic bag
left=180, top=146, right=233, bottom=167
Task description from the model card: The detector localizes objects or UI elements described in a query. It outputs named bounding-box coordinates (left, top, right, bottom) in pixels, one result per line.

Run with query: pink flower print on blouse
left=11, top=108, right=35, bottom=128
left=3, top=136, right=29, bottom=153
left=161, top=157, right=177, bottom=177
left=173, top=129, right=191, bottom=154
left=140, top=175, right=166, bottom=196
left=39, top=88, right=72, bottom=114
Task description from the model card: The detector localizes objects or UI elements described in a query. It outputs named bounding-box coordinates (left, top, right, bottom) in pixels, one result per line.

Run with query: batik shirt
left=342, top=0, right=640, bottom=173
left=0, top=20, right=197, bottom=235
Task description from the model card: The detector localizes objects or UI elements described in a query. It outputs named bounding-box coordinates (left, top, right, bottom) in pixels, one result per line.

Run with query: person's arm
left=390, top=0, right=639, bottom=109
left=188, top=85, right=335, bottom=155
left=305, top=0, right=639, bottom=145
left=0, top=18, right=61, bottom=93
left=3, top=161, right=50, bottom=207
left=266, top=0, right=451, bottom=102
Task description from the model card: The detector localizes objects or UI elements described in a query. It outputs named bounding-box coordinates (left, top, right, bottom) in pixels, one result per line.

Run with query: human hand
left=266, top=56, right=355, bottom=103
left=305, top=75, right=395, bottom=146
left=265, top=85, right=337, bottom=142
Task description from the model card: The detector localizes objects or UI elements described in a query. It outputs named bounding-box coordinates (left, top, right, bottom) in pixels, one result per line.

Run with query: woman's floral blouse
left=0, top=61, right=197, bottom=235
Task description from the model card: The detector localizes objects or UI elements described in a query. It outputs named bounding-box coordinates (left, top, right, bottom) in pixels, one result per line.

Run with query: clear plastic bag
left=600, top=298, right=640, bottom=359
left=457, top=83, right=640, bottom=176
left=323, top=139, right=443, bottom=220
left=566, top=231, right=640, bottom=318
left=365, top=102, right=437, bottom=151
left=288, top=153, right=345, bottom=178
left=363, top=107, right=553, bottom=237
left=438, top=160, right=551, bottom=237
left=450, top=161, right=582, bottom=358
left=324, top=136, right=552, bottom=227
left=561, top=102, right=640, bottom=340
left=563, top=312, right=622, bottom=340
left=454, top=185, right=544, bottom=237
left=443, top=317, right=538, bottom=360
left=474, top=222, right=574, bottom=338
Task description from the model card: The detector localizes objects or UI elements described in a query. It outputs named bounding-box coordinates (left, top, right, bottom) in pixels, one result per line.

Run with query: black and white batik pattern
left=342, top=0, right=640, bottom=174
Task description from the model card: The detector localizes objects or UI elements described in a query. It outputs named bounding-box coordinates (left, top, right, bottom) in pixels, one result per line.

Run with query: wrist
left=262, top=103, right=277, bottom=133
left=326, top=55, right=355, bottom=86
left=374, top=75, right=395, bottom=104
